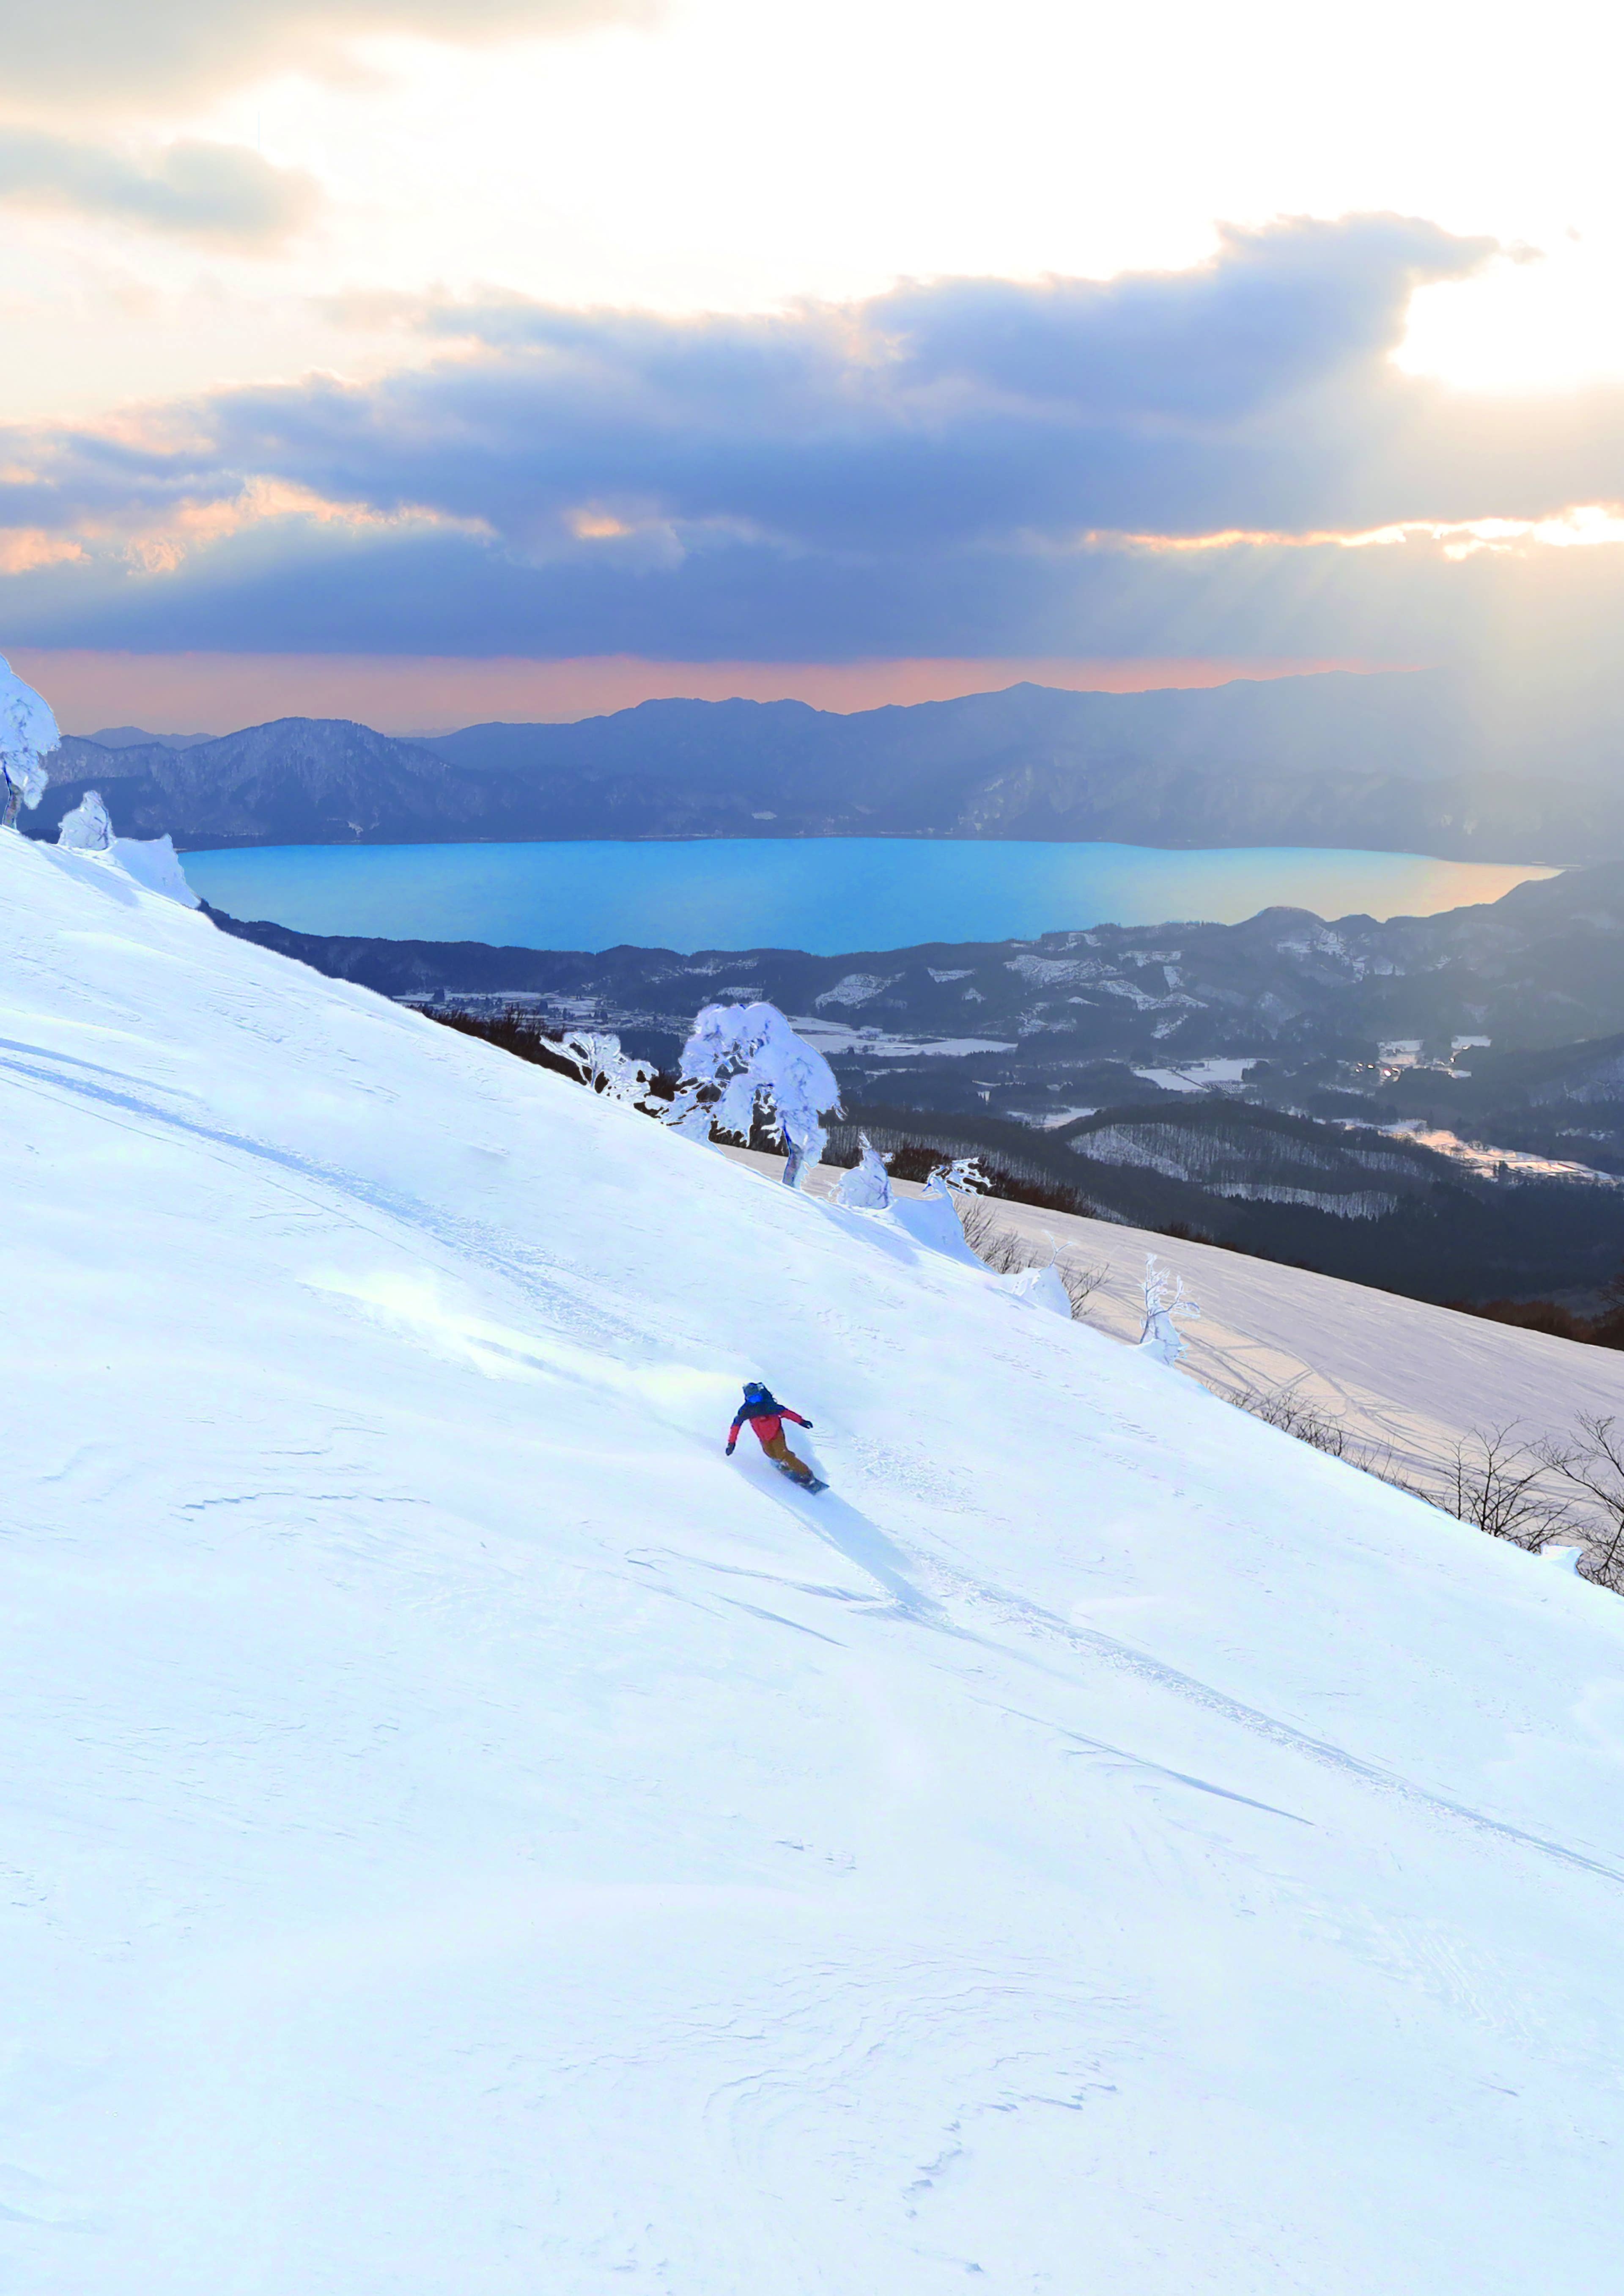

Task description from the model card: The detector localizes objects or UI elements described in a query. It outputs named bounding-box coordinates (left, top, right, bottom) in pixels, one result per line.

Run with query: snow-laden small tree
left=935, top=1154, right=992, bottom=1194
left=557, top=1029, right=663, bottom=1111
left=1138, top=1253, right=1199, bottom=1366
left=888, top=1168, right=986, bottom=1264
left=667, top=1102, right=718, bottom=1143
left=836, top=1133, right=892, bottom=1210
left=57, top=790, right=114, bottom=851
left=0, top=656, right=59, bottom=829
left=665, top=1001, right=841, bottom=1187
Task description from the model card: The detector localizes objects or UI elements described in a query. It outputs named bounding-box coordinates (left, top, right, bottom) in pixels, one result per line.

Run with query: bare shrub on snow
left=1535, top=1414, right=1624, bottom=1587
left=958, top=1197, right=1106, bottom=1321
left=959, top=1198, right=1024, bottom=1273
left=1226, top=1396, right=1585, bottom=1565
left=1438, top=1425, right=1573, bottom=1553
left=1055, top=1261, right=1107, bottom=1316
left=1226, top=1380, right=1351, bottom=1459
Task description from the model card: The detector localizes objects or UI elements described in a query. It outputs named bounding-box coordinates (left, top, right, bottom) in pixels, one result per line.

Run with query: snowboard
left=774, top=1461, right=828, bottom=1494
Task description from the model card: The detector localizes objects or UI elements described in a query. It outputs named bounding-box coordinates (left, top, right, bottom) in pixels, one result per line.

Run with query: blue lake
left=182, top=840, right=1555, bottom=956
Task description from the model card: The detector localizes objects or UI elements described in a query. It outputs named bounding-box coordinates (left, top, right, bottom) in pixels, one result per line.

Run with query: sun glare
left=1396, top=242, right=1624, bottom=393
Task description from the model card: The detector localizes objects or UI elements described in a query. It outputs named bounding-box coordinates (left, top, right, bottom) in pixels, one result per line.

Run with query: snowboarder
left=725, top=1381, right=826, bottom=1491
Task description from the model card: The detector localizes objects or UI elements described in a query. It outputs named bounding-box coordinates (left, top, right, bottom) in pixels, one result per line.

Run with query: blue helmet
left=743, top=1381, right=768, bottom=1401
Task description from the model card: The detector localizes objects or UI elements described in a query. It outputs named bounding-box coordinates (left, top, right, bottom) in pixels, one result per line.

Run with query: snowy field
left=727, top=1146, right=1624, bottom=1500
left=5, top=827, right=1624, bottom=2293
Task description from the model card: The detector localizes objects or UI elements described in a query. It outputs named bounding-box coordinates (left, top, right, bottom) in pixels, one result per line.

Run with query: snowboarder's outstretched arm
left=782, top=1409, right=812, bottom=1428
left=725, top=1403, right=749, bottom=1455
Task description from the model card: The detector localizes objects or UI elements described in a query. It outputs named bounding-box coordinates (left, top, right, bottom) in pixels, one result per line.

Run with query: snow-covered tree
left=934, top=1154, right=992, bottom=1194
left=667, top=1101, right=718, bottom=1143
left=664, top=1001, right=841, bottom=1187
left=0, top=656, right=59, bottom=829
left=57, top=790, right=114, bottom=851
left=1001, top=1261, right=1075, bottom=1317
left=836, top=1133, right=892, bottom=1210
left=1138, top=1253, right=1200, bottom=1365
left=889, top=1168, right=985, bottom=1264
left=557, top=1029, right=663, bottom=1110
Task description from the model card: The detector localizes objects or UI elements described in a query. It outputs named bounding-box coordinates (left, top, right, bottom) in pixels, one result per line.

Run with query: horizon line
left=11, top=651, right=1416, bottom=738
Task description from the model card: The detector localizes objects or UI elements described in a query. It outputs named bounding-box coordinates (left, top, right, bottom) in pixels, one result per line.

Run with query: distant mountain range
left=24, top=670, right=1624, bottom=859
left=87, top=725, right=215, bottom=751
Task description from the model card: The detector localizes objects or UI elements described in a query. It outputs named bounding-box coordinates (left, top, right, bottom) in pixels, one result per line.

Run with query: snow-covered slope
left=724, top=1144, right=1624, bottom=1503
left=5, top=829, right=1624, bottom=2293
left=1002, top=1194, right=1624, bottom=1494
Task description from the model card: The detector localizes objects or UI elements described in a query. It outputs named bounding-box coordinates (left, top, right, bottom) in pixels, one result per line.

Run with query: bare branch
left=1437, top=1425, right=1572, bottom=1552
left=1226, top=1381, right=1350, bottom=1459
left=1057, top=1260, right=1108, bottom=1316
left=957, top=1200, right=1106, bottom=1321
left=1535, top=1415, right=1624, bottom=1587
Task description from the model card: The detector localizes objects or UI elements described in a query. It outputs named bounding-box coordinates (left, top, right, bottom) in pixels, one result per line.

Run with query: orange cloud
left=1098, top=504, right=1624, bottom=559
left=0, top=529, right=85, bottom=574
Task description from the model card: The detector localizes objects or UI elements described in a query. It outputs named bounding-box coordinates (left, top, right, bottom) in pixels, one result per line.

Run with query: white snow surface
left=48, top=809, right=198, bottom=905
left=790, top=1014, right=1017, bottom=1058
left=996, top=1259, right=1073, bottom=1317
left=5, top=831, right=1624, bottom=2292
left=110, top=832, right=200, bottom=906
left=1131, top=1057, right=1260, bottom=1092
left=927, top=1183, right=1624, bottom=1500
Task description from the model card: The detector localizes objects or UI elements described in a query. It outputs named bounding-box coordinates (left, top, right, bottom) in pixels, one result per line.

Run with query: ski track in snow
left=5, top=834, right=1624, bottom=2292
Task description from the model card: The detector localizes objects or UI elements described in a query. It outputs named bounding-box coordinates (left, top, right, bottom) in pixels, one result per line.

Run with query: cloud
left=0, top=0, right=656, bottom=106
left=7, top=506, right=1613, bottom=674
left=873, top=216, right=1496, bottom=423
left=192, top=216, right=1537, bottom=550
left=0, top=127, right=319, bottom=246
left=6, top=212, right=1624, bottom=680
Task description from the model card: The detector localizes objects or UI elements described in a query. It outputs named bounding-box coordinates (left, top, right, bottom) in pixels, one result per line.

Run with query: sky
left=4, top=0, right=1624, bottom=730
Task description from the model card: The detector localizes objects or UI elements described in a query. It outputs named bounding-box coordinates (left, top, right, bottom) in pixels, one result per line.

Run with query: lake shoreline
left=182, top=837, right=1558, bottom=958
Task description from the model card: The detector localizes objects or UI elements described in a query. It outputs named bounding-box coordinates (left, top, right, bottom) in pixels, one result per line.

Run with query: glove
left=725, top=1442, right=735, bottom=1456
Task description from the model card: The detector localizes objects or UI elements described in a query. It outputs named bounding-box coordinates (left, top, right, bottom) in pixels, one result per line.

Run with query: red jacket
left=727, top=1402, right=810, bottom=1454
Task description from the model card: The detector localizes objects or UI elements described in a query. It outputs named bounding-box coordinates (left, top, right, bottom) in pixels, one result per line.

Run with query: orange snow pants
left=762, top=1432, right=812, bottom=1478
